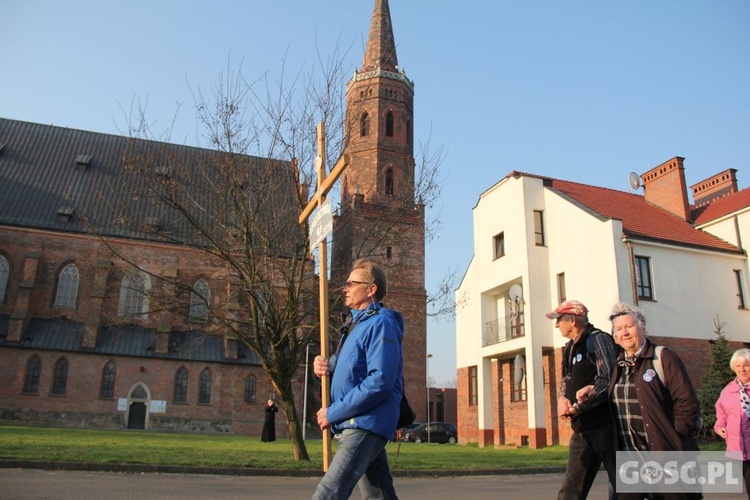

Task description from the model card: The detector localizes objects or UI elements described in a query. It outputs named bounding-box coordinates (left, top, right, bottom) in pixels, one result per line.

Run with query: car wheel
left=415, top=437, right=422, bottom=443
left=448, top=436, right=457, bottom=444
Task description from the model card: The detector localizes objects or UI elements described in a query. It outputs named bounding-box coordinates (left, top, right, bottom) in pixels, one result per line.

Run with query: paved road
left=0, top=468, right=746, bottom=499
left=0, top=468, right=598, bottom=499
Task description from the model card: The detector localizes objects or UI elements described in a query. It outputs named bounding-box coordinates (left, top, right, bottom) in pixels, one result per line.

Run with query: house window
left=385, top=168, right=394, bottom=196
left=511, top=358, right=527, bottom=402
left=199, top=368, right=212, bottom=404
left=533, top=210, right=546, bottom=246
left=100, top=361, right=116, bottom=399
left=386, top=246, right=392, bottom=260
left=493, top=232, right=505, bottom=259
left=244, top=375, right=257, bottom=403
left=51, top=357, right=68, bottom=396
left=54, top=263, right=79, bottom=309
left=189, top=278, right=211, bottom=320
left=23, top=355, right=41, bottom=394
left=119, top=271, right=149, bottom=317
left=634, top=256, right=654, bottom=300
left=0, top=255, right=9, bottom=304
left=360, top=112, right=369, bottom=137
left=557, top=273, right=566, bottom=303
left=173, top=367, right=188, bottom=403
left=386, top=112, right=394, bottom=137
left=735, top=270, right=746, bottom=309
left=468, top=366, right=478, bottom=406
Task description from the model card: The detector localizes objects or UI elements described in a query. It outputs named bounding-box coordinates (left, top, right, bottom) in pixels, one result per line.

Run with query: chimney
left=690, top=168, right=738, bottom=208
left=641, top=156, right=691, bottom=222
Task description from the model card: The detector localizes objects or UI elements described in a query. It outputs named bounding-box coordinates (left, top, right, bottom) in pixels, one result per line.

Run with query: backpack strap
left=652, top=345, right=665, bottom=387
left=585, top=328, right=603, bottom=362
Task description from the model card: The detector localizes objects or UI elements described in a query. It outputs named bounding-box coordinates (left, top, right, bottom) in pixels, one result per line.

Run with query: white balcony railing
left=483, top=312, right=525, bottom=346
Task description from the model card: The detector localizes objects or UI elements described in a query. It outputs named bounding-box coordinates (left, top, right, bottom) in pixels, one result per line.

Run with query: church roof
left=0, top=118, right=301, bottom=253
left=509, top=171, right=742, bottom=254
left=0, top=316, right=261, bottom=365
left=362, top=0, right=398, bottom=72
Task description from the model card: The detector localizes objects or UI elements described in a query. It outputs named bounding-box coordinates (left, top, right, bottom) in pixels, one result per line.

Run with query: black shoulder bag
left=398, top=391, right=416, bottom=428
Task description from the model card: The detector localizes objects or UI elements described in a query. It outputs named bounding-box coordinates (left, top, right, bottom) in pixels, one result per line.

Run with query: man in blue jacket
left=312, top=258, right=404, bottom=500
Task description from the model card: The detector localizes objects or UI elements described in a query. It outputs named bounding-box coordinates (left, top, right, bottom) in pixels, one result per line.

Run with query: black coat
left=261, top=403, right=278, bottom=442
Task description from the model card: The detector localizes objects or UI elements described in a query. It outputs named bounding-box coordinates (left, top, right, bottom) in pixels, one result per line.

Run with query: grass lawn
left=0, top=426, right=725, bottom=473
left=0, top=425, right=570, bottom=472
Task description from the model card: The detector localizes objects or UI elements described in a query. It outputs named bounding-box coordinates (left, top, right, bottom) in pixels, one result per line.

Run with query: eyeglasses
left=343, top=280, right=370, bottom=289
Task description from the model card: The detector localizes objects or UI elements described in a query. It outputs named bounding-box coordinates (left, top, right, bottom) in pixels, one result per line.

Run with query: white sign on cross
left=309, top=198, right=333, bottom=248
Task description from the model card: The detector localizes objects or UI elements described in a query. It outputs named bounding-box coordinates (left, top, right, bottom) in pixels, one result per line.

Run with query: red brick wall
left=456, top=366, right=478, bottom=444
left=0, top=226, right=309, bottom=437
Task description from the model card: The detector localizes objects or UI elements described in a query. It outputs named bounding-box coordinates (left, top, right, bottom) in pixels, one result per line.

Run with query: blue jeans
left=312, top=428, right=397, bottom=500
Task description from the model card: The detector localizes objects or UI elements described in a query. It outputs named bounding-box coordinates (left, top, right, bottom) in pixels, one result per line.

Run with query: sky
left=2, top=0, right=749, bottom=386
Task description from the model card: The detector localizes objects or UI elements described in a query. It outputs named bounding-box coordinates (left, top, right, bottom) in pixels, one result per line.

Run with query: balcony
left=483, top=312, right=525, bottom=347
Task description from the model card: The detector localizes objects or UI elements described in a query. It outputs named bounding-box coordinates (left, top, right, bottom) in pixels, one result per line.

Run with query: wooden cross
left=298, top=122, right=349, bottom=471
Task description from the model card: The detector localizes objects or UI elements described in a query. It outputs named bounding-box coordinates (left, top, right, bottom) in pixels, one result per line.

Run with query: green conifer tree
left=698, top=317, right=735, bottom=438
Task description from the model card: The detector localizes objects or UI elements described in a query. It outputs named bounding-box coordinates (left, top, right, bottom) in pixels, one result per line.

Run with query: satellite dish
left=628, top=172, right=642, bottom=190
left=509, top=284, right=523, bottom=302
left=513, top=354, right=525, bottom=385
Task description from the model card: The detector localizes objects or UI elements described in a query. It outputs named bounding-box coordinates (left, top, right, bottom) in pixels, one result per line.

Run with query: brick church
left=0, top=0, right=427, bottom=436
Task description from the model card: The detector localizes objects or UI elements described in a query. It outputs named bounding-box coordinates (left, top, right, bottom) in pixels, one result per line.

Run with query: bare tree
left=94, top=41, right=451, bottom=461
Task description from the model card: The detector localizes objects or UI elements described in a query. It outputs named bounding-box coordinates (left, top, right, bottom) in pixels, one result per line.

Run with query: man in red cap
left=548, top=300, right=619, bottom=499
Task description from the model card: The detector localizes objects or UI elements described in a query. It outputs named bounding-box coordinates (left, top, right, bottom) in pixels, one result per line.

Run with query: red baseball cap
left=546, top=300, right=589, bottom=319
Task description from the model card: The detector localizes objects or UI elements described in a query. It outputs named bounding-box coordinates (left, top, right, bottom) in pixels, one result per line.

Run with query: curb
left=0, top=459, right=566, bottom=478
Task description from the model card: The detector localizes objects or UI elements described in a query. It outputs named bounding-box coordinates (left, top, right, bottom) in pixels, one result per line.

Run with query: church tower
left=332, top=0, right=427, bottom=421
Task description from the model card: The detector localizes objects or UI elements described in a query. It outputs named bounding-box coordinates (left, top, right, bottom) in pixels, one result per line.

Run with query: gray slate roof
left=0, top=315, right=260, bottom=365
left=0, top=118, right=300, bottom=249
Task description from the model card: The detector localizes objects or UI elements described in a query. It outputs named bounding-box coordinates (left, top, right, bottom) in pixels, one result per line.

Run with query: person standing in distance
left=548, top=300, right=618, bottom=499
left=312, top=258, right=404, bottom=500
left=261, top=399, right=278, bottom=442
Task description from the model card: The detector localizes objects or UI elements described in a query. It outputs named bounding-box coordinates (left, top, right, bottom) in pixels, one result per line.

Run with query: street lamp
left=426, top=353, right=433, bottom=443
left=302, top=343, right=316, bottom=441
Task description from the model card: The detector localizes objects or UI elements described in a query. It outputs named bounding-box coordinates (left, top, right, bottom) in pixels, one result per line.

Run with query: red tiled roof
left=522, top=173, right=741, bottom=254
left=692, top=187, right=750, bottom=226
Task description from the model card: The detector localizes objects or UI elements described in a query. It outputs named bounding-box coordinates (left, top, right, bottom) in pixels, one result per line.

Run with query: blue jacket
left=327, top=302, right=404, bottom=440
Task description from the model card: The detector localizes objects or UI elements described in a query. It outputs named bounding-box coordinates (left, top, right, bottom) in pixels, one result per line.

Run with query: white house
left=455, top=156, right=750, bottom=448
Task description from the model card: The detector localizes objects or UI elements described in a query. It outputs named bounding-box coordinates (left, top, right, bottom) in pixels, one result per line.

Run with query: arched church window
left=386, top=112, right=394, bottom=137
left=199, top=368, right=212, bottom=404
left=51, top=357, right=69, bottom=396
left=119, top=271, right=150, bottom=318
left=360, top=112, right=369, bottom=137
left=189, top=278, right=211, bottom=320
left=23, top=355, right=41, bottom=394
left=100, top=361, right=116, bottom=399
left=244, top=375, right=257, bottom=403
left=54, top=263, right=79, bottom=309
left=385, top=168, right=394, bottom=196
left=174, top=367, right=188, bottom=403
left=131, top=384, right=147, bottom=399
left=0, top=255, right=9, bottom=304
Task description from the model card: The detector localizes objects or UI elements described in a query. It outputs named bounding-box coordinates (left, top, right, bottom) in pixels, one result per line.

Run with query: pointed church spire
left=362, top=0, right=398, bottom=72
